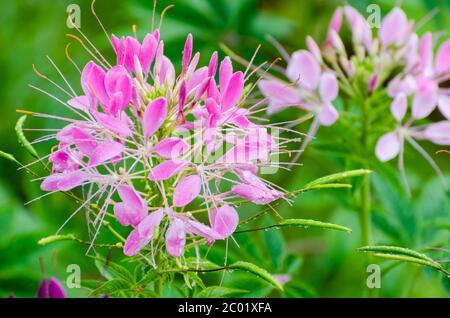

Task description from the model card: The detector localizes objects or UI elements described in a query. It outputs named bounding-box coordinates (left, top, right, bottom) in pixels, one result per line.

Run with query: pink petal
left=139, top=33, right=158, bottom=75
left=166, top=219, right=186, bottom=257
left=375, top=132, right=401, bottom=162
left=124, top=229, right=149, bottom=256
left=137, top=209, right=164, bottom=240
left=412, top=76, right=438, bottom=119
left=231, top=183, right=282, bottom=205
left=187, top=67, right=208, bottom=94
left=219, top=57, right=233, bottom=93
left=148, top=160, right=188, bottom=182
left=104, top=66, right=132, bottom=113
left=258, top=79, right=301, bottom=114
left=93, top=111, right=132, bottom=137
left=380, top=7, right=409, bottom=48
left=183, top=219, right=221, bottom=241
left=117, top=184, right=146, bottom=211
left=86, top=63, right=109, bottom=107
left=208, top=51, right=218, bottom=77
left=318, top=102, right=339, bottom=126
left=344, top=6, right=372, bottom=49
left=159, top=56, right=175, bottom=86
left=422, top=121, right=450, bottom=145
left=286, top=51, right=320, bottom=90
left=221, top=71, right=244, bottom=112
left=173, top=175, right=201, bottom=207
left=210, top=205, right=239, bottom=239
left=438, top=95, right=450, bottom=120
left=153, top=138, right=189, bottom=159
left=390, top=93, right=407, bottom=122
left=306, top=36, right=322, bottom=62
left=328, top=7, right=343, bottom=35
left=88, top=141, right=124, bottom=166
left=435, top=40, right=450, bottom=75
left=67, top=96, right=90, bottom=111
left=143, top=97, right=168, bottom=138
left=419, top=32, right=433, bottom=74
left=182, top=34, right=193, bottom=73
left=319, top=72, right=338, bottom=102
left=41, top=171, right=89, bottom=192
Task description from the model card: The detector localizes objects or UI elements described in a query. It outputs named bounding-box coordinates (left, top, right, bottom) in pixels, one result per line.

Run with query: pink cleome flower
left=34, top=23, right=294, bottom=261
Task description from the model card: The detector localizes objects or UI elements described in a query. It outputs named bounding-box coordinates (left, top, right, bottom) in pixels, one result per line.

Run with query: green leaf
left=196, top=286, right=247, bottom=298
left=303, top=169, right=372, bottom=189
left=15, top=115, right=39, bottom=159
left=228, top=261, right=283, bottom=291
left=88, top=279, right=131, bottom=297
left=237, top=219, right=352, bottom=234
left=263, top=216, right=285, bottom=272
left=357, top=245, right=448, bottom=275
left=0, top=150, right=19, bottom=164
left=357, top=246, right=435, bottom=262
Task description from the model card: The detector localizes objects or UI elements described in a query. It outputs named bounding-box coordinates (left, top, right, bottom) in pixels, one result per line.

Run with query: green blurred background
left=0, top=0, right=449, bottom=297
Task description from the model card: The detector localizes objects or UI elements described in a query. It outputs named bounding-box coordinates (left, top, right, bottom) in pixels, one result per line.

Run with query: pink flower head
left=32, top=23, right=294, bottom=262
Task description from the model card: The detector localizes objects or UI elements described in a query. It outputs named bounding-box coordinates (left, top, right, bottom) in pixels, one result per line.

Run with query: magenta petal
left=57, top=171, right=89, bottom=191
left=114, top=184, right=147, bottom=227
left=118, top=185, right=146, bottom=207
left=318, top=102, right=339, bottom=126
left=148, top=160, right=187, bottom=182
left=173, top=174, right=201, bottom=207
left=210, top=205, right=239, bottom=239
left=88, top=141, right=124, bottom=166
left=153, top=138, right=189, bottom=159
left=86, top=63, right=109, bottom=107
left=139, top=34, right=158, bottom=74
left=286, top=51, right=320, bottom=90
left=422, top=121, right=450, bottom=145
left=182, top=34, right=193, bottom=73
left=93, top=111, right=132, bottom=137
left=435, top=40, right=450, bottom=75
left=166, top=219, right=186, bottom=257
left=390, top=93, right=407, bottom=122
left=143, top=97, right=168, bottom=138
left=221, top=71, right=244, bottom=112
left=137, top=209, right=164, bottom=240
left=37, top=280, right=48, bottom=298
left=219, top=57, right=233, bottom=93
left=47, top=278, right=66, bottom=298
left=375, top=132, right=401, bottom=162
left=319, top=72, right=338, bottom=102
left=124, top=229, right=149, bottom=256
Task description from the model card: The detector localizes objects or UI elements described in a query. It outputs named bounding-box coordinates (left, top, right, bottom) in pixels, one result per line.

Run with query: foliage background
left=0, top=0, right=449, bottom=297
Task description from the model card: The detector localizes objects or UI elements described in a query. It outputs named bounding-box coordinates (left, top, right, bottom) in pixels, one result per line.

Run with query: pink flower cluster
left=39, top=30, right=287, bottom=259
left=258, top=5, right=450, bottom=188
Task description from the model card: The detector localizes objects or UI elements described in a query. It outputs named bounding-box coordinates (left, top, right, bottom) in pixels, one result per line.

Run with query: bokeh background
left=0, top=0, right=449, bottom=297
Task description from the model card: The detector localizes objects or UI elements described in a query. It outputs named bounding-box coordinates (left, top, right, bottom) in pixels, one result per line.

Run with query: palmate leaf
left=357, top=245, right=448, bottom=275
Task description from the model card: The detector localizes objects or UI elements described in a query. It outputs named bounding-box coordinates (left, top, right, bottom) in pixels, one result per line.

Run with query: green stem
left=360, top=97, right=374, bottom=297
